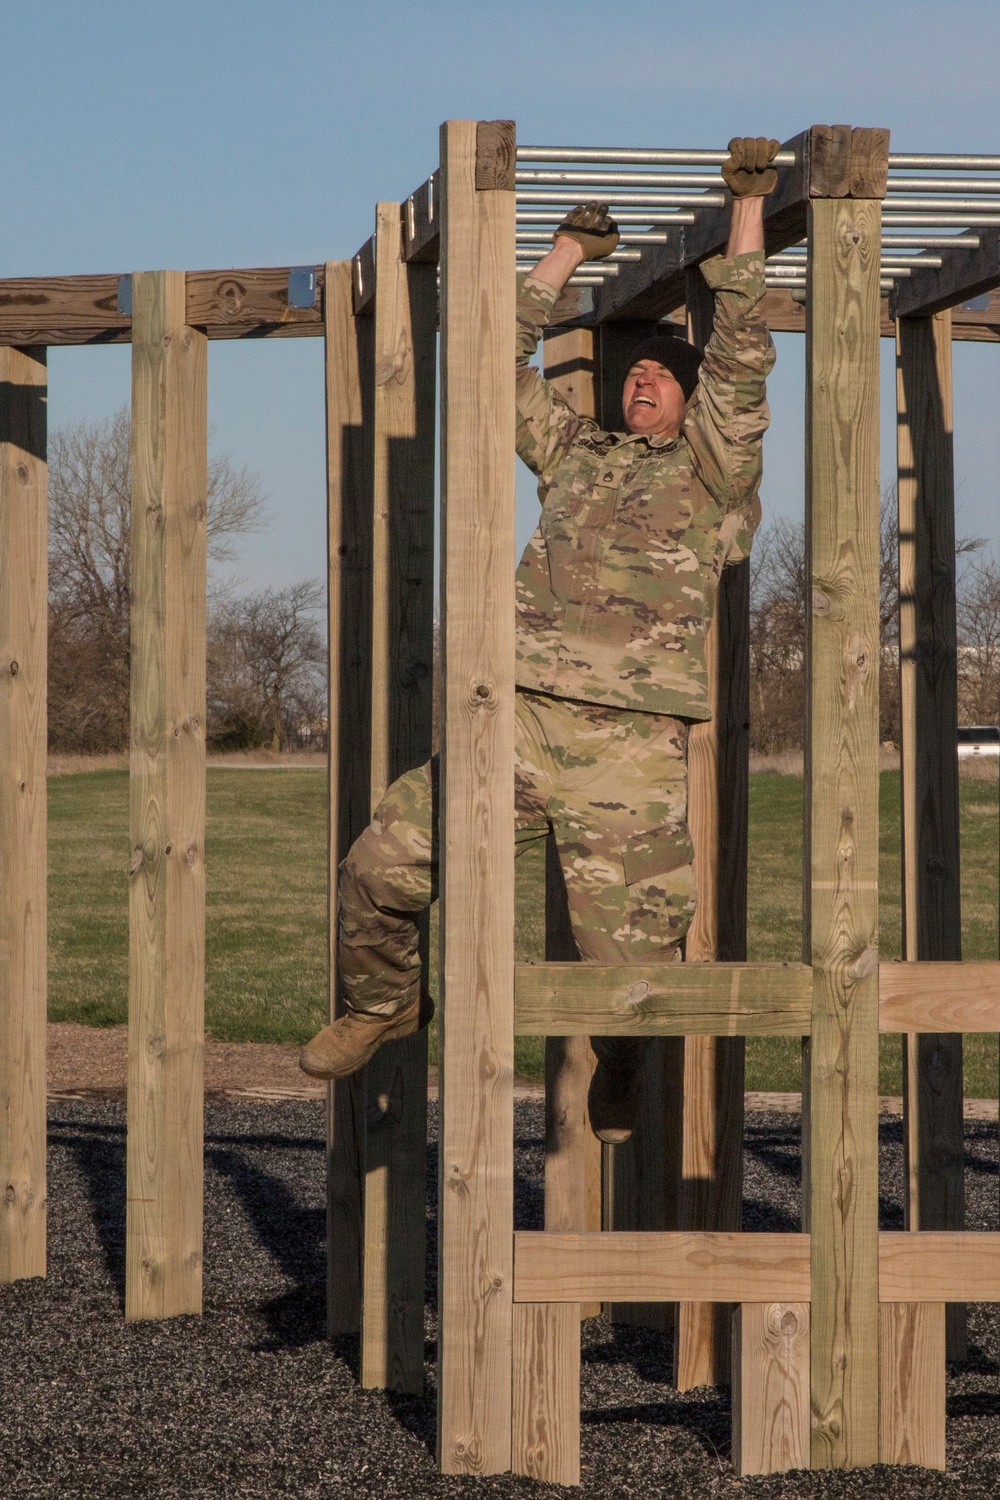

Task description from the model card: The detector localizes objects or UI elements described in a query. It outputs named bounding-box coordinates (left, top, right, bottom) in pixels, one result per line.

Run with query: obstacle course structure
left=2, top=118, right=1000, bottom=1482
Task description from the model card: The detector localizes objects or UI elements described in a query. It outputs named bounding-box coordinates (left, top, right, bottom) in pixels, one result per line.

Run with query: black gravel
left=1, top=1100, right=998, bottom=1498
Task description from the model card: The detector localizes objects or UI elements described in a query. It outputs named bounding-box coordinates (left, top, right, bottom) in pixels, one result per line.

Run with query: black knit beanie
left=627, top=336, right=704, bottom=403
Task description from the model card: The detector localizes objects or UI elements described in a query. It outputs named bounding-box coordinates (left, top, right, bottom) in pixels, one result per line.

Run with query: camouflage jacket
left=514, top=251, right=775, bottom=720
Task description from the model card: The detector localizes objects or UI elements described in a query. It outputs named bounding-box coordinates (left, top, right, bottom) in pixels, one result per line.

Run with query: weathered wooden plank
left=809, top=126, right=853, bottom=198
left=475, top=120, right=516, bottom=191
left=514, top=1232, right=811, bottom=1304
left=403, top=174, right=440, bottom=263
left=436, top=118, right=517, bottom=1476
left=879, top=1232, right=1000, bottom=1301
left=879, top=962, right=1000, bottom=1031
left=515, top=962, right=813, bottom=1035
left=878, top=1302, right=946, bottom=1469
left=325, top=261, right=375, bottom=1340
left=805, top=193, right=883, bottom=1467
left=676, top=263, right=746, bottom=1392
left=0, top=268, right=328, bottom=343
left=732, top=1304, right=810, bottom=1476
left=894, top=229, right=1000, bottom=319
left=511, top=1302, right=581, bottom=1486
left=594, top=131, right=810, bottom=323
left=126, top=272, right=207, bottom=1321
left=896, top=308, right=965, bottom=1360
left=0, top=346, right=47, bottom=1285
left=359, top=204, right=436, bottom=1395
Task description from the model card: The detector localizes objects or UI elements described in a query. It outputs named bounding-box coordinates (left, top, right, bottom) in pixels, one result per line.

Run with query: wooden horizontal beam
left=879, top=1233, right=1000, bottom=1302
left=403, top=174, right=440, bottom=263
left=894, top=229, right=1000, bottom=319
left=879, top=961, right=1000, bottom=1032
left=593, top=129, right=822, bottom=322
left=514, top=961, right=812, bottom=1037
left=513, top=1231, right=811, bottom=1303
left=0, top=267, right=331, bottom=344
left=516, top=1229, right=1000, bottom=1306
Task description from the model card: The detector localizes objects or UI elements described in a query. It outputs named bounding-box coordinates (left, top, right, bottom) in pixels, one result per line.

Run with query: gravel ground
left=1, top=1101, right=998, bottom=1498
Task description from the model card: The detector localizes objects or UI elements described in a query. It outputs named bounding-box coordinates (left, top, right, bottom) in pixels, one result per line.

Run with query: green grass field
left=48, top=766, right=1000, bottom=1097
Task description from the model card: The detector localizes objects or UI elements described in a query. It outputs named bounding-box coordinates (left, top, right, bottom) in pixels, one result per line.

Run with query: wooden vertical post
left=0, top=346, right=47, bottom=1285
left=896, top=310, right=965, bottom=1366
left=126, top=272, right=207, bottom=1321
left=676, top=265, right=748, bottom=1391
left=359, top=203, right=436, bottom=1394
left=540, top=327, right=601, bottom=1316
left=325, top=260, right=375, bottom=1340
left=732, top=1303, right=810, bottom=1475
left=437, top=118, right=517, bottom=1475
left=878, top=1302, right=946, bottom=1468
left=805, top=191, right=882, bottom=1466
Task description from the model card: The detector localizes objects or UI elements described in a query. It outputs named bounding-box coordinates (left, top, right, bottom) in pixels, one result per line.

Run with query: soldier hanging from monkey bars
left=302, top=136, right=778, bottom=1144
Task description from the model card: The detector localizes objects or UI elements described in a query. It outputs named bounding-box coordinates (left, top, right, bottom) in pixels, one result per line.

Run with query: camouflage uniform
left=339, top=251, right=773, bottom=1030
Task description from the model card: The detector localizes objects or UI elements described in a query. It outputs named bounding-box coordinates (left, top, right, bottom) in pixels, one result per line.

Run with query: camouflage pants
left=339, top=689, right=695, bottom=1064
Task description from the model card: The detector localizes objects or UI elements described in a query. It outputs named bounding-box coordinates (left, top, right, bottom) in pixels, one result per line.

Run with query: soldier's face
left=622, top=360, right=687, bottom=438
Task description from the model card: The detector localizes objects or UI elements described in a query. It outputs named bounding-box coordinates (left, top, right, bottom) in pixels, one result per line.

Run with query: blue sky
left=4, top=0, right=999, bottom=585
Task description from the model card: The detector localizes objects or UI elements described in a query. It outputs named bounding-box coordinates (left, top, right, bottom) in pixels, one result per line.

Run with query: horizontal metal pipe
left=517, top=210, right=696, bottom=225
left=889, top=153, right=1000, bottom=170
left=517, top=189, right=727, bottom=207
left=518, top=147, right=797, bottom=166
left=879, top=234, right=980, bottom=247
left=515, top=243, right=642, bottom=261
left=519, top=148, right=1000, bottom=172
left=882, top=213, right=1000, bottom=226
left=770, top=251, right=942, bottom=268
left=517, top=170, right=726, bottom=188
left=516, top=261, right=619, bottom=276
left=887, top=177, right=1000, bottom=194
left=883, top=195, right=1000, bottom=213
left=515, top=229, right=670, bottom=245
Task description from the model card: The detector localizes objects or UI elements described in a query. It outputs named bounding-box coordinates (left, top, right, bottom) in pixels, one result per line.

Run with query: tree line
left=46, top=412, right=999, bottom=757
left=48, top=410, right=326, bottom=753
left=749, top=489, right=995, bottom=754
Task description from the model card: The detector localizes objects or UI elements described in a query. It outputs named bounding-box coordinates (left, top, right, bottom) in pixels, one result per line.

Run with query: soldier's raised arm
left=683, top=138, right=778, bottom=543
left=515, top=203, right=619, bottom=489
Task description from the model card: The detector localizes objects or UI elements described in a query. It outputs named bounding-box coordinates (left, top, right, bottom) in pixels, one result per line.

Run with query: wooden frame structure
left=2, top=117, right=1000, bottom=1481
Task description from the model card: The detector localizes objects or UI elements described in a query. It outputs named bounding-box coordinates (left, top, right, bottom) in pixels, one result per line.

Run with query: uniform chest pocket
left=621, top=823, right=694, bottom=885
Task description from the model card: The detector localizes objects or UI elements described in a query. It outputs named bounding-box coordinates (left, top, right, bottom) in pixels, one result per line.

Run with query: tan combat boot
left=587, top=1056, right=644, bottom=1145
left=300, top=992, right=433, bottom=1080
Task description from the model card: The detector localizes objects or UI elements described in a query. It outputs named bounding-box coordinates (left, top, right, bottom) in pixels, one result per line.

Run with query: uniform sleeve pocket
left=621, top=824, right=694, bottom=885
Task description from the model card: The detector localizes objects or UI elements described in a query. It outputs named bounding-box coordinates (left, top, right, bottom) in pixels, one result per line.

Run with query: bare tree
left=748, top=490, right=905, bottom=754
left=207, top=580, right=327, bottom=752
left=957, top=555, right=1000, bottom=726
left=48, top=408, right=266, bottom=751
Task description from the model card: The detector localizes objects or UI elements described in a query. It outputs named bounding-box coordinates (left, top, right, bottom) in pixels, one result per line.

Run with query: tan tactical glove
left=553, top=201, right=620, bottom=260
left=722, top=137, right=781, bottom=197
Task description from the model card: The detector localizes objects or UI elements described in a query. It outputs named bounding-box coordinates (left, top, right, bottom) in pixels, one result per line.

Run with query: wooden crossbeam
left=515, top=1229, right=1000, bottom=1306
left=0, top=267, right=328, bottom=344
left=879, top=1233, right=1000, bottom=1302
left=879, top=961, right=1000, bottom=1032
left=894, top=229, right=1000, bottom=319
left=513, top=1231, right=811, bottom=1304
left=514, top=961, right=812, bottom=1037
left=515, top=958, right=1000, bottom=1037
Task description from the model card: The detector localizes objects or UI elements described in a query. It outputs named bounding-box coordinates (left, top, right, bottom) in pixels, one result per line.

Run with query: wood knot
left=129, top=848, right=145, bottom=875
left=185, top=844, right=198, bottom=865
left=811, top=589, right=831, bottom=618
left=626, top=981, right=650, bottom=1006
left=8, top=660, right=18, bottom=676
left=780, top=1310, right=800, bottom=1335
left=16, top=463, right=29, bottom=485
left=474, top=683, right=491, bottom=700
left=217, top=279, right=246, bottom=315
left=848, top=943, right=879, bottom=980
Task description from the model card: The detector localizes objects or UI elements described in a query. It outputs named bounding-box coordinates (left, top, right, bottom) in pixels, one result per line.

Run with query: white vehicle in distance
left=957, top=725, right=1000, bottom=759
